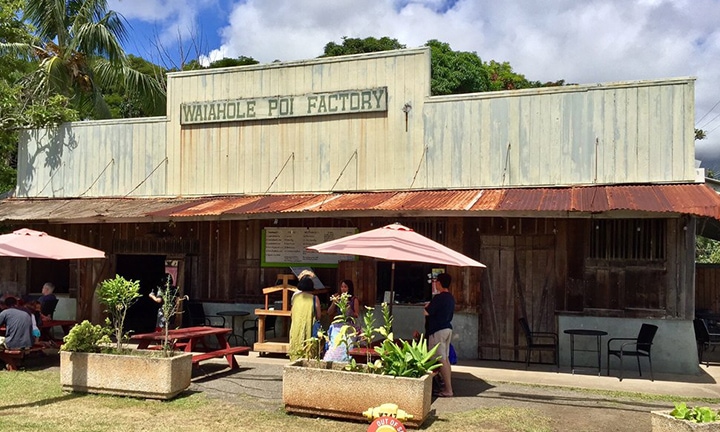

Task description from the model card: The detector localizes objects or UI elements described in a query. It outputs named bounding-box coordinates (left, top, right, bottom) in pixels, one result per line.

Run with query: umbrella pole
left=389, top=262, right=395, bottom=315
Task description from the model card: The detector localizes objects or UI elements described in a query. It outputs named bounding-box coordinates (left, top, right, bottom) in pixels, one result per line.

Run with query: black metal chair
left=40, top=298, right=59, bottom=318
left=607, top=323, right=658, bottom=381
left=693, top=318, right=720, bottom=367
left=183, top=301, right=225, bottom=328
left=519, top=317, right=558, bottom=370
left=243, top=315, right=277, bottom=343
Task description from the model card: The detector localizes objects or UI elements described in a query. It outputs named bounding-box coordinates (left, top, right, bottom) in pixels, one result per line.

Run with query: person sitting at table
left=37, top=282, right=57, bottom=320
left=0, top=297, right=34, bottom=351
left=323, top=279, right=360, bottom=362
left=289, top=275, right=321, bottom=360
left=17, top=299, right=42, bottom=341
left=327, top=279, right=360, bottom=320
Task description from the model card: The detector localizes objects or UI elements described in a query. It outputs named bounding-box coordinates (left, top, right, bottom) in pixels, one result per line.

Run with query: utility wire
left=697, top=109, right=720, bottom=130
left=697, top=97, right=720, bottom=126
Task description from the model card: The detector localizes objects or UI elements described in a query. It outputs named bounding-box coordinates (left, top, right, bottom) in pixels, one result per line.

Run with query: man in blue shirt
left=424, top=272, right=455, bottom=397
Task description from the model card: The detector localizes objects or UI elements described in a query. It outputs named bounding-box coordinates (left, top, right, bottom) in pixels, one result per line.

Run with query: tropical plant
left=0, top=0, right=165, bottom=119
left=97, top=274, right=141, bottom=352
left=334, top=302, right=440, bottom=378
left=670, top=402, right=720, bottom=423
left=372, top=334, right=440, bottom=378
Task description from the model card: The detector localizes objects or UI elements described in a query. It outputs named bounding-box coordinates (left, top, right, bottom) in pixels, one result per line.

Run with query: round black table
left=217, top=310, right=250, bottom=346
left=564, top=329, right=608, bottom=375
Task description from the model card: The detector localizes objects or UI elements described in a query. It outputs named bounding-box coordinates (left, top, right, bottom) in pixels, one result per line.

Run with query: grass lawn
left=0, top=370, right=554, bottom=432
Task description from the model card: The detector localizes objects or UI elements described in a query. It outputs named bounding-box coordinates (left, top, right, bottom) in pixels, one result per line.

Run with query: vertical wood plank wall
left=696, top=264, right=720, bottom=313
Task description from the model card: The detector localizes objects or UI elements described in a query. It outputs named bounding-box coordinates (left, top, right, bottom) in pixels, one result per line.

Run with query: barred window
left=589, top=219, right=665, bottom=261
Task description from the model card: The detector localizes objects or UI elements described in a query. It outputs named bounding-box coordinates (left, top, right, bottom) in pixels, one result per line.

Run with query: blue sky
left=108, top=0, right=720, bottom=167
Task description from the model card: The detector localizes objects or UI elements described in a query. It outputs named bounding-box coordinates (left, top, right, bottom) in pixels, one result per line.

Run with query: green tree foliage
left=484, top=60, right=566, bottom=91
left=321, top=36, right=405, bottom=57
left=0, top=0, right=166, bottom=119
left=208, top=56, right=259, bottom=68
left=103, top=55, right=166, bottom=118
left=426, top=39, right=489, bottom=95
left=320, top=37, right=558, bottom=96
left=0, top=0, right=78, bottom=194
left=697, top=236, right=720, bottom=263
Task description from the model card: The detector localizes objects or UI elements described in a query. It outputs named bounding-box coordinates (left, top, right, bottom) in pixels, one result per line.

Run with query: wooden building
left=2, top=47, right=719, bottom=373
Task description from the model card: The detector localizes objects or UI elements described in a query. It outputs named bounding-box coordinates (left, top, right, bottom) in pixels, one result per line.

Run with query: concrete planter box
left=60, top=351, right=193, bottom=400
left=651, top=411, right=720, bottom=431
left=283, top=359, right=432, bottom=428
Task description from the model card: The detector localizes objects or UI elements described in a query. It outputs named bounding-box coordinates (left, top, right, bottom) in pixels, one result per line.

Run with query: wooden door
left=478, top=235, right=557, bottom=363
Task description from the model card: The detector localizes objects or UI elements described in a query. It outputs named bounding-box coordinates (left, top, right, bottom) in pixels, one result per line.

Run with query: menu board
left=262, top=227, right=357, bottom=267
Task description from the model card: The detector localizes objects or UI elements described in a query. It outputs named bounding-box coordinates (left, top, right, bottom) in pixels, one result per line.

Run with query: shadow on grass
left=0, top=390, right=85, bottom=411
left=483, top=388, right=672, bottom=414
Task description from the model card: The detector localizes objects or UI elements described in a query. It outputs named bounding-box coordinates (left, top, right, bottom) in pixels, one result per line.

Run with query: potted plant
left=59, top=275, right=193, bottom=400
left=283, top=300, right=440, bottom=428
left=651, top=403, right=720, bottom=431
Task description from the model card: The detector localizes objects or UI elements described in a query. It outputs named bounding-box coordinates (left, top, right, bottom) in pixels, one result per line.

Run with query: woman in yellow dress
left=289, top=276, right=321, bottom=360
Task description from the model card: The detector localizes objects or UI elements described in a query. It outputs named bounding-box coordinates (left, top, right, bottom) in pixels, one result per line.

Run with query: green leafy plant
left=294, top=329, right=327, bottom=361
left=97, top=275, right=142, bottom=353
left=670, top=402, right=720, bottom=423
left=61, top=319, right=112, bottom=353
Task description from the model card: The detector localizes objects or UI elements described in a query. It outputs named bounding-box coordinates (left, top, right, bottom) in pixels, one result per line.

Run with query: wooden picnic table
left=39, top=319, right=77, bottom=342
left=130, top=326, right=249, bottom=369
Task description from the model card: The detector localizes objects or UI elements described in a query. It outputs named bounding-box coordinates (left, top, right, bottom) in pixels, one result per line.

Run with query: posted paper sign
left=262, top=227, right=357, bottom=267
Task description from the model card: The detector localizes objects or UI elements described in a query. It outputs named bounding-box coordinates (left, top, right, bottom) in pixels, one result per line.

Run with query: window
left=585, top=219, right=667, bottom=312
left=589, top=219, right=665, bottom=261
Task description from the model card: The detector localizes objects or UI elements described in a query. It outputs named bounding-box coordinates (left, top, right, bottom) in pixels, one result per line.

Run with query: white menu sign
left=262, top=227, right=357, bottom=267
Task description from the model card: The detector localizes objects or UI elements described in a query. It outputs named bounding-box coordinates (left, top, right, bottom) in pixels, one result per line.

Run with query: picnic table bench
left=131, top=326, right=250, bottom=369
left=0, top=344, right=46, bottom=370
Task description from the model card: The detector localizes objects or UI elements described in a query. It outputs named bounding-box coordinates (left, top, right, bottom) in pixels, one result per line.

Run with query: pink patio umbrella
left=307, top=223, right=485, bottom=312
left=0, top=228, right=105, bottom=260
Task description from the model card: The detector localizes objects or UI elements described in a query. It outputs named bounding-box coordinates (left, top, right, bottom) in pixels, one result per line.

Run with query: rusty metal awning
left=0, top=184, right=718, bottom=223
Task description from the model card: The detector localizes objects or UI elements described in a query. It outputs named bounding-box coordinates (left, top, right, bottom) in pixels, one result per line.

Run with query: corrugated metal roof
left=0, top=197, right=202, bottom=222
left=1, top=184, right=719, bottom=222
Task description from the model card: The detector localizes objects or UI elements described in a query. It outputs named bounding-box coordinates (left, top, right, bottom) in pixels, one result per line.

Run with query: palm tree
left=1, top=0, right=165, bottom=118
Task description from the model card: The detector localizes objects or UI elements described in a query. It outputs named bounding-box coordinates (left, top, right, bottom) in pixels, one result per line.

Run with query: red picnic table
left=130, top=326, right=250, bottom=369
left=348, top=346, right=381, bottom=364
left=39, top=319, right=77, bottom=342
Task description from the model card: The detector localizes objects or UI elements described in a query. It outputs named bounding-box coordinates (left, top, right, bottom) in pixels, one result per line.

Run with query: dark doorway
left=29, top=259, right=70, bottom=295
left=377, top=261, right=435, bottom=304
left=116, top=254, right=165, bottom=334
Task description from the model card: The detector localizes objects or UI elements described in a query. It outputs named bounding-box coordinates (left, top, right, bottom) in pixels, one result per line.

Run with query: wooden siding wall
left=17, top=118, right=168, bottom=198
left=16, top=49, right=695, bottom=198
left=474, top=216, right=694, bottom=363
left=696, top=264, right=720, bottom=314
left=165, top=48, right=431, bottom=195
left=0, top=215, right=697, bottom=357
left=423, top=79, right=696, bottom=187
